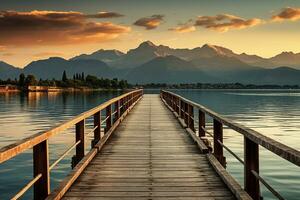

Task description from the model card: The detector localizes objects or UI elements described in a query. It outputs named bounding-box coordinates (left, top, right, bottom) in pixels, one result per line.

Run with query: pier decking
left=0, top=89, right=299, bottom=200
left=63, top=95, right=234, bottom=199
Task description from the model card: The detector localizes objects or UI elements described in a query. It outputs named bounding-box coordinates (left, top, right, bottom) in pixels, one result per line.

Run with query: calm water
left=0, top=90, right=299, bottom=199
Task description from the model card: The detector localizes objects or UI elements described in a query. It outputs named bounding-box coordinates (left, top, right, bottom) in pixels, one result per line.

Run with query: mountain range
left=1, top=41, right=300, bottom=85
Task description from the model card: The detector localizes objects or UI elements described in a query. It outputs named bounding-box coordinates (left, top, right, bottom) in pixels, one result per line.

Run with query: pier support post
left=213, top=119, right=226, bottom=167
left=184, top=103, right=188, bottom=125
left=188, top=105, right=195, bottom=131
left=72, top=120, right=85, bottom=168
left=33, top=140, right=50, bottom=200
left=244, top=137, right=260, bottom=200
left=92, top=111, right=101, bottom=147
left=198, top=110, right=205, bottom=137
left=114, top=100, right=120, bottom=122
left=105, top=105, right=112, bottom=133
left=179, top=100, right=182, bottom=118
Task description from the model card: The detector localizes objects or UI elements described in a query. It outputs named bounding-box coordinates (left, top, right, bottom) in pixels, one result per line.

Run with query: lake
left=0, top=90, right=299, bottom=199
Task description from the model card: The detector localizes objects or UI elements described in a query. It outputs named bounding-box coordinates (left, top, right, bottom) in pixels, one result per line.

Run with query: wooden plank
left=207, top=154, right=252, bottom=200
left=61, top=95, right=235, bottom=200
left=46, top=96, right=143, bottom=200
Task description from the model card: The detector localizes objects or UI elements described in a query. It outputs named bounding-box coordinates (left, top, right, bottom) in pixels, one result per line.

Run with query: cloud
left=0, top=10, right=130, bottom=46
left=133, top=15, right=164, bottom=30
left=2, top=53, right=14, bottom=56
left=0, top=46, right=5, bottom=51
left=195, top=14, right=262, bottom=32
left=169, top=20, right=196, bottom=33
left=272, top=7, right=300, bottom=21
left=87, top=11, right=124, bottom=18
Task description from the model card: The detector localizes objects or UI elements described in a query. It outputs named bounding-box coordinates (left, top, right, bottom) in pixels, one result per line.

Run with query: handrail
left=0, top=89, right=142, bottom=163
left=161, top=90, right=300, bottom=166
left=161, top=90, right=299, bottom=200
left=0, top=89, right=143, bottom=200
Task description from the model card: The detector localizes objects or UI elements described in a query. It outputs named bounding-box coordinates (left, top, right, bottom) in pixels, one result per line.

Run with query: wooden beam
left=72, top=120, right=85, bottom=168
left=33, top=140, right=50, bottom=200
left=198, top=110, right=205, bottom=137
left=244, top=137, right=260, bottom=200
left=213, top=119, right=226, bottom=168
left=188, top=104, right=195, bottom=131
left=92, top=111, right=101, bottom=147
left=105, top=105, right=112, bottom=134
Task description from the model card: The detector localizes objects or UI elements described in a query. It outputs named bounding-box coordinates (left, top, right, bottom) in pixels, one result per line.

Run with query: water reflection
left=0, top=91, right=122, bottom=199
left=171, top=89, right=300, bottom=200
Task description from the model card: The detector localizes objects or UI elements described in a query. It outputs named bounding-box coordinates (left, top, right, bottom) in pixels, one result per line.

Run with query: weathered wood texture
left=63, top=95, right=235, bottom=200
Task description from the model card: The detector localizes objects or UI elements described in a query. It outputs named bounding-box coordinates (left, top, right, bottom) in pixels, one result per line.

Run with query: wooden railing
left=161, top=90, right=300, bottom=200
left=0, top=89, right=143, bottom=200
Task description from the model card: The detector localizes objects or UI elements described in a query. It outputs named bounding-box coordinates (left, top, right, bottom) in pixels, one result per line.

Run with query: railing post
left=198, top=110, right=205, bottom=137
left=177, top=97, right=180, bottom=114
left=179, top=100, right=182, bottom=117
left=184, top=103, right=188, bottom=125
left=72, top=119, right=85, bottom=168
left=213, top=119, right=226, bottom=167
left=114, top=100, right=120, bottom=122
left=120, top=98, right=124, bottom=114
left=172, top=95, right=175, bottom=110
left=244, top=137, right=260, bottom=200
left=188, top=104, right=195, bottom=131
left=92, top=111, right=101, bottom=147
left=105, top=105, right=112, bottom=133
left=33, top=140, right=50, bottom=200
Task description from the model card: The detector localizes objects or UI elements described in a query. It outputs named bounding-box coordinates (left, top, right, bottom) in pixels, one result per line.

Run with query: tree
left=62, top=70, right=67, bottom=82
left=25, top=74, right=37, bottom=86
left=81, top=72, right=85, bottom=81
left=18, top=73, right=25, bottom=87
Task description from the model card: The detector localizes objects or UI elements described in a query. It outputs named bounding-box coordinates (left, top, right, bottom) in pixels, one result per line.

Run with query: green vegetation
left=0, top=72, right=130, bottom=90
left=1, top=72, right=299, bottom=90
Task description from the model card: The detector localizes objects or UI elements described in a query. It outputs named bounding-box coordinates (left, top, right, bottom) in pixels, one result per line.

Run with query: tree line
left=0, top=71, right=130, bottom=89
left=138, top=82, right=300, bottom=89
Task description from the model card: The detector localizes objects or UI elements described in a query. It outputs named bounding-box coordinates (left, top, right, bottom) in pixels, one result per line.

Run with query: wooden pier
left=0, top=89, right=299, bottom=200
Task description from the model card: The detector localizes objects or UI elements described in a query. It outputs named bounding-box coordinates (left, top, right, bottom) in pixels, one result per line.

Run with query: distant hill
left=125, top=56, right=211, bottom=84
left=71, top=49, right=124, bottom=64
left=0, top=61, right=21, bottom=79
left=23, top=57, right=114, bottom=79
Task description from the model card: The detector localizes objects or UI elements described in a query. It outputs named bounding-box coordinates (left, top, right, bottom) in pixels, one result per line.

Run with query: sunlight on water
left=0, top=90, right=299, bottom=199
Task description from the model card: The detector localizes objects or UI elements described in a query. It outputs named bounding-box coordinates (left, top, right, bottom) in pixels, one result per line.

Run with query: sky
left=1, top=0, right=300, bottom=67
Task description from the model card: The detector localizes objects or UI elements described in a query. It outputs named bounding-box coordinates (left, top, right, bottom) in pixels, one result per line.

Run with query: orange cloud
left=169, top=21, right=196, bottom=33
left=0, top=10, right=130, bottom=46
left=2, top=53, right=14, bottom=56
left=195, top=14, right=262, bottom=32
left=87, top=11, right=124, bottom=18
left=272, top=7, right=300, bottom=21
left=133, top=15, right=164, bottom=30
